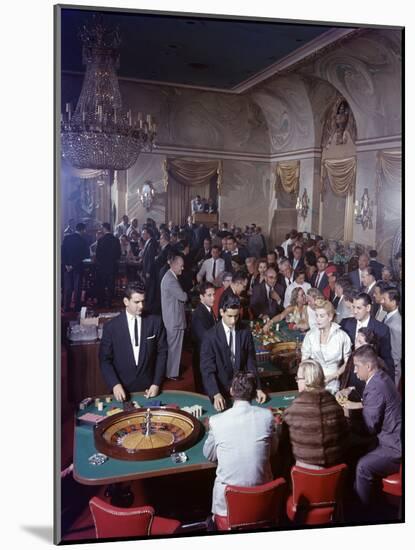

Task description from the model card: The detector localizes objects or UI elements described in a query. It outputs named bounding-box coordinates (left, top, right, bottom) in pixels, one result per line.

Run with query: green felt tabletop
left=73, top=389, right=298, bottom=485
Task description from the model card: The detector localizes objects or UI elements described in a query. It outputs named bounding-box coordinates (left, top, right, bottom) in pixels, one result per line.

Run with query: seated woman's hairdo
left=307, top=287, right=323, bottom=299
left=290, top=286, right=305, bottom=306
left=314, top=298, right=336, bottom=320
left=298, top=359, right=325, bottom=390
left=231, top=372, right=257, bottom=401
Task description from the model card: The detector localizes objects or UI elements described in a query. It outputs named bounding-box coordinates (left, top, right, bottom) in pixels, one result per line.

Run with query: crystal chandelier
left=61, top=18, right=156, bottom=170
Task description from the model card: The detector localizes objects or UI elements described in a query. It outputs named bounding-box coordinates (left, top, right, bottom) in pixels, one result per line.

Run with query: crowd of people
left=62, top=215, right=402, bottom=524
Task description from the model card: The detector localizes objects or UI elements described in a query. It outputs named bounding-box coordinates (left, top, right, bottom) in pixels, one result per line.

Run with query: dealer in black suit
left=200, top=294, right=266, bottom=411
left=340, top=292, right=394, bottom=380
left=99, top=282, right=168, bottom=401
left=191, top=282, right=217, bottom=393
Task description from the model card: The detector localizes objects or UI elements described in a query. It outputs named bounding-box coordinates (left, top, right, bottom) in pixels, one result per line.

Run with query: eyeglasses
left=295, top=376, right=305, bottom=382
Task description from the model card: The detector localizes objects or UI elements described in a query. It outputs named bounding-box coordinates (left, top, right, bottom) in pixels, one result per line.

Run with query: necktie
left=228, top=330, right=235, bottom=365
left=212, top=259, right=216, bottom=280
left=134, top=317, right=139, bottom=347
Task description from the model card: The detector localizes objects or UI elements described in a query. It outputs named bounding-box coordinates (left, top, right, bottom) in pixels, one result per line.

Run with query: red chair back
left=288, top=464, right=347, bottom=525
left=89, top=497, right=154, bottom=538
left=216, top=477, right=286, bottom=531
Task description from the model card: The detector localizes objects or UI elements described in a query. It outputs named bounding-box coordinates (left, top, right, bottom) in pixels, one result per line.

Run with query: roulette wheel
left=94, top=407, right=203, bottom=461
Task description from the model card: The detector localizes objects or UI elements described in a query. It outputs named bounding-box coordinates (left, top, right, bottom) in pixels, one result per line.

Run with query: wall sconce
left=296, top=189, right=309, bottom=220
left=138, top=180, right=155, bottom=211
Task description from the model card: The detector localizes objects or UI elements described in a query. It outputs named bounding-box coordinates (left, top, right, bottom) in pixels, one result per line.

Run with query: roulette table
left=73, top=389, right=298, bottom=485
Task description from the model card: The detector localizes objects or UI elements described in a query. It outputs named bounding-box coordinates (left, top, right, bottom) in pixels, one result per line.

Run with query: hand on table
left=113, top=384, right=126, bottom=402
left=144, top=385, right=160, bottom=399
left=213, top=393, right=226, bottom=412
left=256, top=389, right=267, bottom=404
left=263, top=322, right=271, bottom=334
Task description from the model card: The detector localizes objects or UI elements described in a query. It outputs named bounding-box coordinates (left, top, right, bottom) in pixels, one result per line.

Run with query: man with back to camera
left=200, top=294, right=266, bottom=411
left=203, top=372, right=279, bottom=520
left=99, top=282, right=167, bottom=401
left=61, top=222, right=90, bottom=312
left=160, top=252, right=188, bottom=379
left=95, top=222, right=121, bottom=307
left=340, top=292, right=394, bottom=380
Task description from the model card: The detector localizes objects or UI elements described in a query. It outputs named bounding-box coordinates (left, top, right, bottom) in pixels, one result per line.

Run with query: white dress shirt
left=126, top=311, right=141, bottom=364
left=355, top=315, right=370, bottom=340
left=197, top=257, right=225, bottom=284
left=375, top=305, right=387, bottom=322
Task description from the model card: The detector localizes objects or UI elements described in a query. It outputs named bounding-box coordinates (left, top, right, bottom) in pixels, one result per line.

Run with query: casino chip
left=88, top=453, right=108, bottom=466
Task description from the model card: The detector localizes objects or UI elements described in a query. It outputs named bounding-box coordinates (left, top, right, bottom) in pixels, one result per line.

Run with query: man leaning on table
left=99, top=282, right=167, bottom=401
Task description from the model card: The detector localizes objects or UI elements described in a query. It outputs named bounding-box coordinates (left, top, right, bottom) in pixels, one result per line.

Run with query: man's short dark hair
left=227, top=235, right=236, bottom=243
left=293, top=245, right=303, bottom=253
left=369, top=250, right=378, bottom=258
left=267, top=251, right=277, bottom=260
left=383, top=287, right=401, bottom=306
left=102, top=222, right=111, bottom=232
left=353, top=344, right=379, bottom=369
left=221, top=294, right=241, bottom=312
left=231, top=372, right=257, bottom=401
left=295, top=269, right=306, bottom=279
left=355, top=292, right=372, bottom=307
left=232, top=271, right=247, bottom=284
left=124, top=282, right=145, bottom=300
left=317, top=254, right=328, bottom=263
left=198, top=281, right=215, bottom=296
left=211, top=245, right=221, bottom=252
left=142, top=226, right=154, bottom=239
left=75, top=222, right=86, bottom=232
left=374, top=280, right=389, bottom=292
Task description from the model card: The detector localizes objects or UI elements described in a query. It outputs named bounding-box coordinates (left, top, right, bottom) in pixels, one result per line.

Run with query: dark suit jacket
left=142, top=238, right=158, bottom=279
left=96, top=233, right=121, bottom=272
left=291, top=258, right=305, bottom=273
left=361, top=370, right=401, bottom=456
left=276, top=273, right=294, bottom=297
left=99, top=311, right=168, bottom=392
left=250, top=281, right=284, bottom=319
left=200, top=322, right=260, bottom=398
left=154, top=244, right=172, bottom=280
left=369, top=259, right=384, bottom=282
left=310, top=271, right=329, bottom=293
left=191, top=303, right=216, bottom=348
left=340, top=317, right=394, bottom=379
left=223, top=247, right=248, bottom=272
left=348, top=269, right=363, bottom=291
left=61, top=233, right=89, bottom=269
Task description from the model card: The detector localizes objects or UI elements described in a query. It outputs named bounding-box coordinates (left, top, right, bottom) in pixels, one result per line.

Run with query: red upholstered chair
left=382, top=464, right=402, bottom=497
left=286, top=464, right=348, bottom=525
left=382, top=464, right=402, bottom=519
left=89, top=497, right=181, bottom=539
left=214, top=477, right=287, bottom=531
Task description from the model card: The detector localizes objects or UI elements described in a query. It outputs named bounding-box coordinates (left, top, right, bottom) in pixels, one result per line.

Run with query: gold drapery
left=167, top=158, right=220, bottom=186
left=275, top=161, right=300, bottom=195
left=165, top=158, right=220, bottom=225
left=321, top=157, right=356, bottom=197
left=376, top=150, right=401, bottom=192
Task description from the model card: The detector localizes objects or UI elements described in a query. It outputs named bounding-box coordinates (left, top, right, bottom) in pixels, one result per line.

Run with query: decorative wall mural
left=354, top=187, right=374, bottom=230
left=321, top=96, right=357, bottom=148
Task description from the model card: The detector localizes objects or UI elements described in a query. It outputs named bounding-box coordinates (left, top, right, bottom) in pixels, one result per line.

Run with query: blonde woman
left=306, top=287, right=323, bottom=330
left=284, top=359, right=348, bottom=469
left=263, top=287, right=309, bottom=333
left=301, top=299, right=352, bottom=394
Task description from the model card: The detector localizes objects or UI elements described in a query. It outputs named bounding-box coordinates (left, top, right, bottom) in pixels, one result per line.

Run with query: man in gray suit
left=383, top=287, right=402, bottom=386
left=160, top=252, right=188, bottom=379
left=203, top=372, right=279, bottom=519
